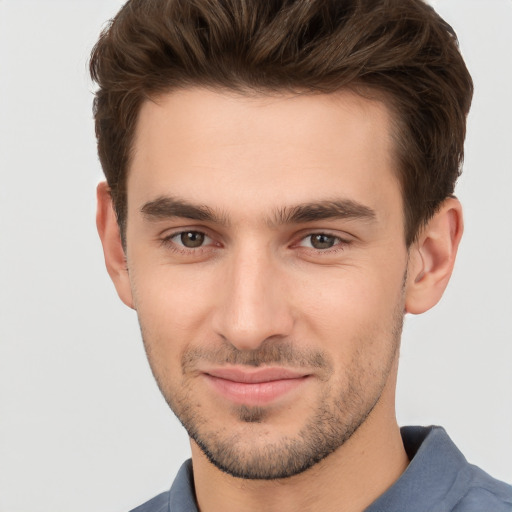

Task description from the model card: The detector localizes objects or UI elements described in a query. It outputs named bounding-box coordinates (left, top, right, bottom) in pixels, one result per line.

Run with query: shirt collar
left=365, top=426, right=470, bottom=511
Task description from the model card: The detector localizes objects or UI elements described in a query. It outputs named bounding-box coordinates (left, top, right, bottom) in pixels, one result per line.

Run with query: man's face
left=123, top=88, right=410, bottom=479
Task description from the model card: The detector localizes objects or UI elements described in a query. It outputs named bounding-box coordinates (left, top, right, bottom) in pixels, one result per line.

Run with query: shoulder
left=128, top=459, right=196, bottom=512
left=129, top=491, right=169, bottom=512
left=451, top=465, right=512, bottom=512
left=367, top=426, right=512, bottom=512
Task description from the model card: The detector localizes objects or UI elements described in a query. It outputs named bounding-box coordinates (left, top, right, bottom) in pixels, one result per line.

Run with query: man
left=90, top=0, right=512, bottom=510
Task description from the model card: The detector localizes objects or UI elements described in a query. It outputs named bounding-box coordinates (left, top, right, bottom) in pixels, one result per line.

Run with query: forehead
left=128, top=88, right=401, bottom=222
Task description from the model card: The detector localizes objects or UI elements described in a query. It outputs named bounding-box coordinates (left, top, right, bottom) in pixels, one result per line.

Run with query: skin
left=97, top=88, right=463, bottom=512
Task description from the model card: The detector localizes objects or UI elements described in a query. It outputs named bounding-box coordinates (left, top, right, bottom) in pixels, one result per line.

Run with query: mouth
left=202, top=367, right=311, bottom=407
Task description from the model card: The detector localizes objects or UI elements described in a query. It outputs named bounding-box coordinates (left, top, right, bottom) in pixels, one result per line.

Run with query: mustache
left=181, top=339, right=332, bottom=373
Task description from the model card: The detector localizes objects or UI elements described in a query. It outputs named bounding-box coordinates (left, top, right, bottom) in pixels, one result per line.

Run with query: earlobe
left=96, top=182, right=135, bottom=309
left=405, top=197, right=464, bottom=315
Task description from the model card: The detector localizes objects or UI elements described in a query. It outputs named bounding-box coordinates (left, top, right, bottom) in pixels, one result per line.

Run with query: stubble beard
left=139, top=298, right=404, bottom=481
left=178, top=372, right=388, bottom=480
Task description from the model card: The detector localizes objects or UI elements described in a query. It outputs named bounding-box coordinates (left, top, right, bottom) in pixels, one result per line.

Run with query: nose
left=212, top=244, right=294, bottom=351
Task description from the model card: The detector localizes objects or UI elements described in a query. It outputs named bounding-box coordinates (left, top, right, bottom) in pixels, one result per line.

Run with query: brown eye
left=180, top=231, right=205, bottom=248
left=309, top=234, right=337, bottom=249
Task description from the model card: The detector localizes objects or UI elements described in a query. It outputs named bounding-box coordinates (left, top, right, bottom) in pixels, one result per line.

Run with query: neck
left=191, top=375, right=408, bottom=512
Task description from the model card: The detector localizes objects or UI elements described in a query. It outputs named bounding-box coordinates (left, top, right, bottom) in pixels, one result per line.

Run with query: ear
left=405, top=197, right=463, bottom=314
left=96, top=182, right=134, bottom=309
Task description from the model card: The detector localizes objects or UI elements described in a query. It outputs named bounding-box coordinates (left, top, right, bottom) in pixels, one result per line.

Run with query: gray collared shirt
left=130, top=426, right=512, bottom=512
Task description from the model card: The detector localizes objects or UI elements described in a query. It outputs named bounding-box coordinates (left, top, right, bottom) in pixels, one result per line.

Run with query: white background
left=0, top=1, right=511, bottom=511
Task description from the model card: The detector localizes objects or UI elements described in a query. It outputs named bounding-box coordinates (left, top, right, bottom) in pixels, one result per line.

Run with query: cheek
left=302, top=265, right=400, bottom=313
left=129, top=264, right=218, bottom=356
left=295, top=264, right=405, bottom=352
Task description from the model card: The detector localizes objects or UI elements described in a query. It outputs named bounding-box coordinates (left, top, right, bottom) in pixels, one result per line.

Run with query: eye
left=169, top=231, right=212, bottom=248
left=298, top=233, right=345, bottom=250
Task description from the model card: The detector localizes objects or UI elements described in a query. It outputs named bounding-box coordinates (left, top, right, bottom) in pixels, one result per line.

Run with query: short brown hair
left=90, top=0, right=473, bottom=245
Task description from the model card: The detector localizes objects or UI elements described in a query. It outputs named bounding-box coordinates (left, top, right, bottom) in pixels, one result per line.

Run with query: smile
left=203, top=367, right=311, bottom=406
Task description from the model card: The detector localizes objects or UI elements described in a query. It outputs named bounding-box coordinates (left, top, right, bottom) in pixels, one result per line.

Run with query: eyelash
left=295, top=233, right=350, bottom=253
left=160, top=230, right=351, bottom=255
left=160, top=230, right=216, bottom=254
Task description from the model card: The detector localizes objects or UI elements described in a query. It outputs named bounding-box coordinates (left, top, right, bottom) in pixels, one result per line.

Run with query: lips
left=202, top=367, right=310, bottom=406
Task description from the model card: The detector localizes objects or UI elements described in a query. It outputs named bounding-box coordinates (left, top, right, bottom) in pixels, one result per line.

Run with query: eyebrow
left=140, top=196, right=376, bottom=226
left=272, top=199, right=377, bottom=226
left=141, top=196, right=230, bottom=225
